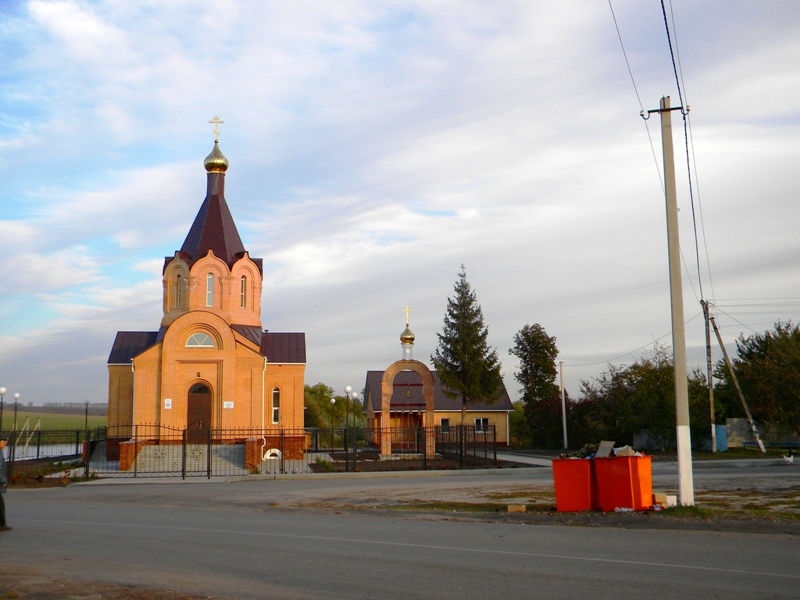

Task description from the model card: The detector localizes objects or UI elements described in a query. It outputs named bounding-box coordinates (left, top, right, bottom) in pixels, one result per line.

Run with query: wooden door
left=187, top=383, right=211, bottom=443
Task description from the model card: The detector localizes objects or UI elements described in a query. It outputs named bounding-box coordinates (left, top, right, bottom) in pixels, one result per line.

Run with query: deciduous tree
left=570, top=345, right=709, bottom=449
left=304, top=383, right=335, bottom=429
left=714, top=321, right=800, bottom=435
left=509, top=323, right=561, bottom=446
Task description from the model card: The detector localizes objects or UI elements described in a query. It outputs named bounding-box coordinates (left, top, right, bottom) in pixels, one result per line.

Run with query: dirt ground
left=0, top=569, right=220, bottom=600
left=1, top=469, right=798, bottom=599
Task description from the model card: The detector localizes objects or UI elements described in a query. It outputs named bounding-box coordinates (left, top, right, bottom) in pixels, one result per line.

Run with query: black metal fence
left=2, top=424, right=498, bottom=481
left=0, top=426, right=104, bottom=482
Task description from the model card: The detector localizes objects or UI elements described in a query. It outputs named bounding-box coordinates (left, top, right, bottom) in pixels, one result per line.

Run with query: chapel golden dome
left=400, top=324, right=415, bottom=344
left=204, top=140, right=229, bottom=173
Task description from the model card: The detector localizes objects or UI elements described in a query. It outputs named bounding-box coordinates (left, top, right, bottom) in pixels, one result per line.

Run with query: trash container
left=594, top=455, right=652, bottom=511
left=551, top=458, right=597, bottom=512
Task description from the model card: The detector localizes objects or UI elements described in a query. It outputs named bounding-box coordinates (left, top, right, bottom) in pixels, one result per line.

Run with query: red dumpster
left=552, top=458, right=598, bottom=512
left=594, top=455, right=652, bottom=511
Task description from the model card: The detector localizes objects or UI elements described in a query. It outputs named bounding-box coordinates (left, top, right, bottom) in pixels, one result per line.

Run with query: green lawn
left=1, top=411, right=106, bottom=431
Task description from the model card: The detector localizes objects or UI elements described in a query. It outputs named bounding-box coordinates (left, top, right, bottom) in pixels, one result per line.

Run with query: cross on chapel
left=209, top=116, right=224, bottom=141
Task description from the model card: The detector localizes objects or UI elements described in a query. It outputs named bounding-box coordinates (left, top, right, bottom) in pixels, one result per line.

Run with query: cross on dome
left=209, top=116, right=224, bottom=141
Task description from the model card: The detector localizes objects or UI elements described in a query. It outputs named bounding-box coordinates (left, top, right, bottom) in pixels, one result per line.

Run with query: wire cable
left=608, top=0, right=664, bottom=190
left=570, top=311, right=703, bottom=367
left=660, top=0, right=706, bottom=304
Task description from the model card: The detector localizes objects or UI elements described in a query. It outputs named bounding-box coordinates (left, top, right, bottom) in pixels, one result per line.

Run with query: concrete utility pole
left=709, top=314, right=766, bottom=454
left=701, top=300, right=716, bottom=452
left=559, top=361, right=568, bottom=450
left=644, top=96, right=694, bottom=506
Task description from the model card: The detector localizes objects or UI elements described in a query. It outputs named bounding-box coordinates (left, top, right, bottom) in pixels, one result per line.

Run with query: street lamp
left=11, top=392, right=20, bottom=465
left=12, top=393, right=20, bottom=431
left=344, top=386, right=352, bottom=429
left=0, top=386, right=6, bottom=434
left=343, top=386, right=359, bottom=461
left=330, top=397, right=336, bottom=450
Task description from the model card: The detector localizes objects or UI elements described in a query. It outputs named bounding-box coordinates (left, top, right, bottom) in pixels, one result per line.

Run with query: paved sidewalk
left=496, top=452, right=552, bottom=466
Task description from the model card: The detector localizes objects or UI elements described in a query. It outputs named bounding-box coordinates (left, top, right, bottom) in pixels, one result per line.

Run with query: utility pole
left=709, top=314, right=766, bottom=453
left=643, top=96, right=694, bottom=506
left=559, top=361, right=568, bottom=450
left=701, top=300, right=716, bottom=452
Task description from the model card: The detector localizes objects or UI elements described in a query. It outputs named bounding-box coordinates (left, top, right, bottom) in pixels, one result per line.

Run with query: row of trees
left=304, top=382, right=365, bottom=431
left=307, top=266, right=800, bottom=449
left=512, top=322, right=800, bottom=449
left=431, top=267, right=800, bottom=447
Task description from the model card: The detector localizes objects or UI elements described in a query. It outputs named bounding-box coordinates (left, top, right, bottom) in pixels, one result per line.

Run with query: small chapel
left=106, top=122, right=306, bottom=459
left=362, top=314, right=513, bottom=455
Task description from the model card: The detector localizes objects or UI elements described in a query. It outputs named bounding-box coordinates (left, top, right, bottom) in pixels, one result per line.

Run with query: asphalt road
left=2, top=462, right=799, bottom=599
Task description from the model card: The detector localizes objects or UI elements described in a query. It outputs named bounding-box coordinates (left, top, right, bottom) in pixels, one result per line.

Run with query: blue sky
left=1, top=0, right=799, bottom=406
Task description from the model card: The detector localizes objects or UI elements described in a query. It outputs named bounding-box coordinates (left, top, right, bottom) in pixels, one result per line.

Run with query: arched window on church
left=272, top=387, right=280, bottom=424
left=174, top=274, right=182, bottom=309
left=186, top=332, right=215, bottom=348
left=240, top=275, right=247, bottom=309
left=206, top=273, right=214, bottom=307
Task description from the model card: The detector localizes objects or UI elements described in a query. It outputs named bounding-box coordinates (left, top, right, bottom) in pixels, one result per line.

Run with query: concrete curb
left=71, top=457, right=790, bottom=486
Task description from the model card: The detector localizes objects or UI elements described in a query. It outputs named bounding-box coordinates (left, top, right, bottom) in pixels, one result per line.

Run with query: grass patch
left=657, top=505, right=715, bottom=519
left=398, top=501, right=507, bottom=513
left=5, top=410, right=106, bottom=430
left=691, top=448, right=789, bottom=460
left=367, top=488, right=800, bottom=523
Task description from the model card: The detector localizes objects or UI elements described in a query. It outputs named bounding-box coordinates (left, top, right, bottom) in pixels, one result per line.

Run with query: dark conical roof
left=179, top=144, right=245, bottom=266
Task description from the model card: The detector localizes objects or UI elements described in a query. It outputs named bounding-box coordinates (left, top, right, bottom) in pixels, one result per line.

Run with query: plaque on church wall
left=164, top=398, right=172, bottom=410
left=223, top=401, right=234, bottom=409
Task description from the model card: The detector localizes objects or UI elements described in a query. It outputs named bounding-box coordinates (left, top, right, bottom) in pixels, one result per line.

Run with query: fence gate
left=182, top=421, right=211, bottom=478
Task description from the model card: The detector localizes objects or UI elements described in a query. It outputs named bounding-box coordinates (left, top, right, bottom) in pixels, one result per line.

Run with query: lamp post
left=344, top=386, right=352, bottom=429
left=343, top=386, right=359, bottom=464
left=0, top=386, right=6, bottom=434
left=11, top=392, right=20, bottom=467
left=330, top=397, right=336, bottom=450
left=12, top=393, right=20, bottom=431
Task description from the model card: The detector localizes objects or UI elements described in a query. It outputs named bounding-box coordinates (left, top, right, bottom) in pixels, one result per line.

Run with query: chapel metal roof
left=260, top=332, right=307, bottom=364
left=231, top=325, right=263, bottom=346
left=107, top=331, right=159, bottom=364
left=363, top=369, right=513, bottom=413
left=179, top=170, right=246, bottom=268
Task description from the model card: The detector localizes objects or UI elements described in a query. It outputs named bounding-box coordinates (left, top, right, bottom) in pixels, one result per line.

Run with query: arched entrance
left=380, top=360, right=435, bottom=458
left=187, top=383, right=212, bottom=443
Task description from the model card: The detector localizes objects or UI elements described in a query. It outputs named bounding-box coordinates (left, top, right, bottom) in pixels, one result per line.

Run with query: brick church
left=106, top=128, right=306, bottom=456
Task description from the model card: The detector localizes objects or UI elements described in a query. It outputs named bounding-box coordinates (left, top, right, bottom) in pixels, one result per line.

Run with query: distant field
left=1, top=411, right=106, bottom=431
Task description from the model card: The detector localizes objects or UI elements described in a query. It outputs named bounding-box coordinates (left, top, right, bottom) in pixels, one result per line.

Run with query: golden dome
left=204, top=141, right=229, bottom=173
left=400, top=324, right=415, bottom=344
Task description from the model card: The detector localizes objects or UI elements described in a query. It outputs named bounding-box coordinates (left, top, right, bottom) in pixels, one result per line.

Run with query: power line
left=668, top=2, right=723, bottom=314
left=609, top=2, right=708, bottom=307
left=570, top=311, right=703, bottom=368
left=607, top=0, right=664, bottom=191
left=660, top=0, right=706, bottom=305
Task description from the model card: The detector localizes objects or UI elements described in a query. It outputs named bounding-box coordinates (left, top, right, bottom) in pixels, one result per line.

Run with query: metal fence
left=2, top=424, right=498, bottom=481
left=0, top=426, right=104, bottom=482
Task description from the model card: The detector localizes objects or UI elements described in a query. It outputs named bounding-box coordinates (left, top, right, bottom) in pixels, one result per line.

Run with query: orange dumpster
left=552, top=458, right=597, bottom=512
left=594, top=455, right=652, bottom=511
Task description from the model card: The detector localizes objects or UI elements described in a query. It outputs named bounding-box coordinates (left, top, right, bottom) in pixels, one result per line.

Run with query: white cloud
left=0, top=0, right=799, bottom=405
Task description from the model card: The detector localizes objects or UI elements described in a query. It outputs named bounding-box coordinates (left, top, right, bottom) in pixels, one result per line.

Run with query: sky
left=1, top=0, right=799, bottom=407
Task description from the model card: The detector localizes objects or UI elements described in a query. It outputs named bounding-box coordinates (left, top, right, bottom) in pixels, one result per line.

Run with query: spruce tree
left=431, top=266, right=503, bottom=423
